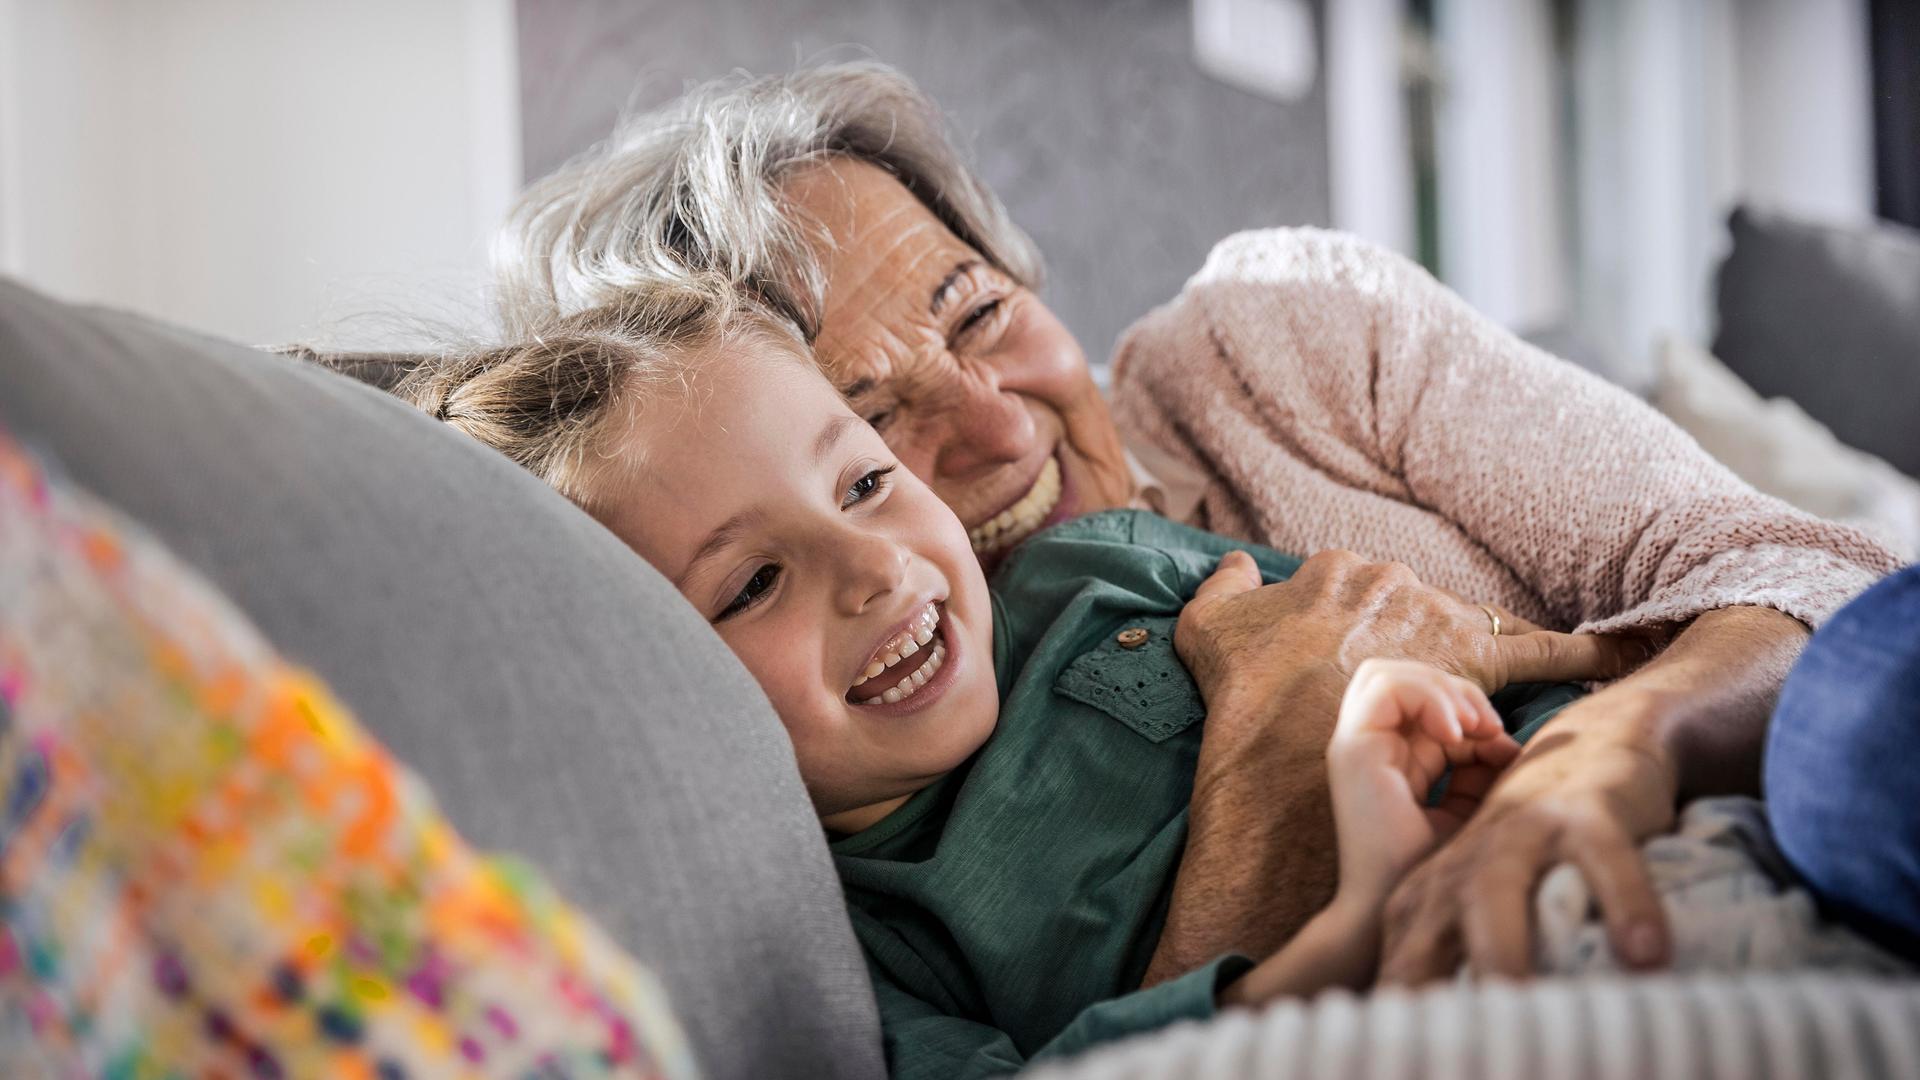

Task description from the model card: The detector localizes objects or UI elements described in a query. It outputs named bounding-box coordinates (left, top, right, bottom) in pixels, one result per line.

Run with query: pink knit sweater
left=1109, top=229, right=1899, bottom=635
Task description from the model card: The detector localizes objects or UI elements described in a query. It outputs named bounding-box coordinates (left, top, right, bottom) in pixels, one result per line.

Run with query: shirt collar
left=1123, top=440, right=1208, bottom=526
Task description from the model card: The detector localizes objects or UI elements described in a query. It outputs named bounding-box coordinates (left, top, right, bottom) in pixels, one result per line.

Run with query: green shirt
left=830, top=510, right=1580, bottom=1079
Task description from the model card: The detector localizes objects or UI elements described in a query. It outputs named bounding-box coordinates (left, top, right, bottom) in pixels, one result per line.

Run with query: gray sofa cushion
left=0, top=279, right=883, bottom=1080
left=1713, top=205, right=1920, bottom=477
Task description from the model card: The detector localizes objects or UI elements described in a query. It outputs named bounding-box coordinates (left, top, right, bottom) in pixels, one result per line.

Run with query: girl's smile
left=846, top=601, right=960, bottom=713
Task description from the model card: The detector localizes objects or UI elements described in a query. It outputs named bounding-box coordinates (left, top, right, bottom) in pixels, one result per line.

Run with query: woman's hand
left=1374, top=605, right=1805, bottom=984
left=1374, top=701, right=1678, bottom=982
left=1328, top=659, right=1520, bottom=909
left=1175, top=550, right=1646, bottom=731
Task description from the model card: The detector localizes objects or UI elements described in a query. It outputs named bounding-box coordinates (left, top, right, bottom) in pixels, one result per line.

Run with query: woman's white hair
left=494, top=61, right=1044, bottom=341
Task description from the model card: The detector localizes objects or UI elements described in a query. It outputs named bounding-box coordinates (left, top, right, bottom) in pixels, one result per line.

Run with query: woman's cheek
left=1004, top=306, right=1093, bottom=398
left=1009, top=312, right=1120, bottom=465
left=1018, top=319, right=1129, bottom=498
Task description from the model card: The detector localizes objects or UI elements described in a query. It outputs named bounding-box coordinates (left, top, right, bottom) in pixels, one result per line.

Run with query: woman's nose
left=835, top=530, right=913, bottom=615
left=930, top=380, right=1036, bottom=481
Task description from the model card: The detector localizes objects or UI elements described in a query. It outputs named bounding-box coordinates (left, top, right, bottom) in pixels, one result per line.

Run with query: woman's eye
left=954, top=298, right=1003, bottom=341
left=843, top=466, right=896, bottom=509
left=718, top=564, right=780, bottom=621
left=863, top=408, right=895, bottom=432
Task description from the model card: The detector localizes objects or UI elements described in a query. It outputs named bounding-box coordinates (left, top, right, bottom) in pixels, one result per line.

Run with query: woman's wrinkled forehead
left=781, top=160, right=991, bottom=378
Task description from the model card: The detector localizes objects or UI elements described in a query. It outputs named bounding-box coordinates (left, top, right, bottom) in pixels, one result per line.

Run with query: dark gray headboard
left=1713, top=206, right=1920, bottom=477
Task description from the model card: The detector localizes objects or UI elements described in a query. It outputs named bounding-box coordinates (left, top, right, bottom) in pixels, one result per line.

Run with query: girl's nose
left=835, top=529, right=913, bottom=616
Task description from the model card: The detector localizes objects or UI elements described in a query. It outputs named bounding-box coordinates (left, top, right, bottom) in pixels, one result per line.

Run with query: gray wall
left=517, top=0, right=1331, bottom=364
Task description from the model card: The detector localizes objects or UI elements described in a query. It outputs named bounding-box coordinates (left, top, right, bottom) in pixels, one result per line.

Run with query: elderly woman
left=494, top=62, right=1896, bottom=990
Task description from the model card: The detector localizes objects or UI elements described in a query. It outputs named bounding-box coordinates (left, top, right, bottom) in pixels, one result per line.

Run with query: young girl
left=401, top=281, right=1896, bottom=1079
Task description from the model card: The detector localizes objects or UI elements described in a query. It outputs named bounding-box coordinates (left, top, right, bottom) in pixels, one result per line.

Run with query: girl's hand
left=1328, top=659, right=1521, bottom=910
left=1218, top=658, right=1531, bottom=1009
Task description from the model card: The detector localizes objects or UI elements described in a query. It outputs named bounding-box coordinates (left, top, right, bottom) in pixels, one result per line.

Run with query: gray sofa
left=6, top=276, right=1920, bottom=1079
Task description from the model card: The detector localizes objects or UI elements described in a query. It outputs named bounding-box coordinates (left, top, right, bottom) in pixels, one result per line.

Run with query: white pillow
left=1653, top=337, right=1920, bottom=562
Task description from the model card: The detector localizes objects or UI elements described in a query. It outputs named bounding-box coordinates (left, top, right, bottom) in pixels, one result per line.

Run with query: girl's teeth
left=873, top=640, right=946, bottom=705
left=850, top=605, right=944, bottom=689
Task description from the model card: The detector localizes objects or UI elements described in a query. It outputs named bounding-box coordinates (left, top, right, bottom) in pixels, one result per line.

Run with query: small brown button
left=1116, top=627, right=1150, bottom=649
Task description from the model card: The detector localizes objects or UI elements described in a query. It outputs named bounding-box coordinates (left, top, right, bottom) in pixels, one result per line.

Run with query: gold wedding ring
left=1478, top=604, right=1502, bottom=638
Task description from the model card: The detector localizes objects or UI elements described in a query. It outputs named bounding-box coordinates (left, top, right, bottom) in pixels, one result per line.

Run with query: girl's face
left=590, top=344, right=999, bottom=833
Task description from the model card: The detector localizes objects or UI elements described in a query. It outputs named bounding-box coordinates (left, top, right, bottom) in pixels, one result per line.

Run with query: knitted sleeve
left=1109, top=228, right=1898, bottom=633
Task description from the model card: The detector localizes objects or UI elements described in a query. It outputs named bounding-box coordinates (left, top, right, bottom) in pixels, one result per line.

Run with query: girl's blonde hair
left=397, top=275, right=803, bottom=509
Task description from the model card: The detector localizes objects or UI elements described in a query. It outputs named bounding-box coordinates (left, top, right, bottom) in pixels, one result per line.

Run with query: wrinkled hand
left=1175, top=550, right=1646, bottom=727
left=1376, top=700, right=1679, bottom=983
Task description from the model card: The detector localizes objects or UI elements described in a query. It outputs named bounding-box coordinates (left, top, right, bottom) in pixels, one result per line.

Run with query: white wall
left=0, top=0, right=519, bottom=348
left=1565, top=0, right=1873, bottom=386
left=1432, top=0, right=1568, bottom=332
left=1732, top=0, right=1875, bottom=224
left=1319, top=0, right=1874, bottom=389
left=1324, top=0, right=1414, bottom=257
left=1566, top=0, right=1725, bottom=387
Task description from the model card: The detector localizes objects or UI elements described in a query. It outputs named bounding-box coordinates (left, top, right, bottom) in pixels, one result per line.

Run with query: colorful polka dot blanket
left=0, top=431, right=699, bottom=1080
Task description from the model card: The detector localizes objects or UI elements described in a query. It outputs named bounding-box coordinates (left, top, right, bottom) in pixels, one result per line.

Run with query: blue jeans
left=1765, top=564, right=1920, bottom=955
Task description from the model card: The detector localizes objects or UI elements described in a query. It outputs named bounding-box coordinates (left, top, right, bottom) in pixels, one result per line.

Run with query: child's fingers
left=1442, top=727, right=1522, bottom=770
left=1447, top=675, right=1503, bottom=739
left=1336, top=659, right=1458, bottom=745
left=1337, top=661, right=1519, bottom=796
left=1475, top=732, right=1523, bottom=768
left=1403, top=733, right=1451, bottom=793
left=1400, top=676, right=1466, bottom=746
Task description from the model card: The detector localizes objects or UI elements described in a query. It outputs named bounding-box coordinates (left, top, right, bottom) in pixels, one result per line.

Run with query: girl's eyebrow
left=676, top=510, right=759, bottom=589
left=813, top=414, right=865, bottom=463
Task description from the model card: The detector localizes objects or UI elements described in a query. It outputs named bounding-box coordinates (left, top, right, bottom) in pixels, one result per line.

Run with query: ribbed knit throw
left=1110, top=229, right=1900, bottom=635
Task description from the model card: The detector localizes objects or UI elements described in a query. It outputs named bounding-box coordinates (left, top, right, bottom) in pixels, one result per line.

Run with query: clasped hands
left=1176, top=550, right=1674, bottom=999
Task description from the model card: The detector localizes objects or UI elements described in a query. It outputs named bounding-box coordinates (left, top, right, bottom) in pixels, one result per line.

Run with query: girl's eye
left=718, top=564, right=780, bottom=621
left=843, top=466, right=897, bottom=509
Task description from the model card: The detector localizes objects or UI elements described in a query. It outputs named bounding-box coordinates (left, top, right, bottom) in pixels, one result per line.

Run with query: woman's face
left=589, top=345, right=1000, bottom=834
left=782, top=159, right=1136, bottom=569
